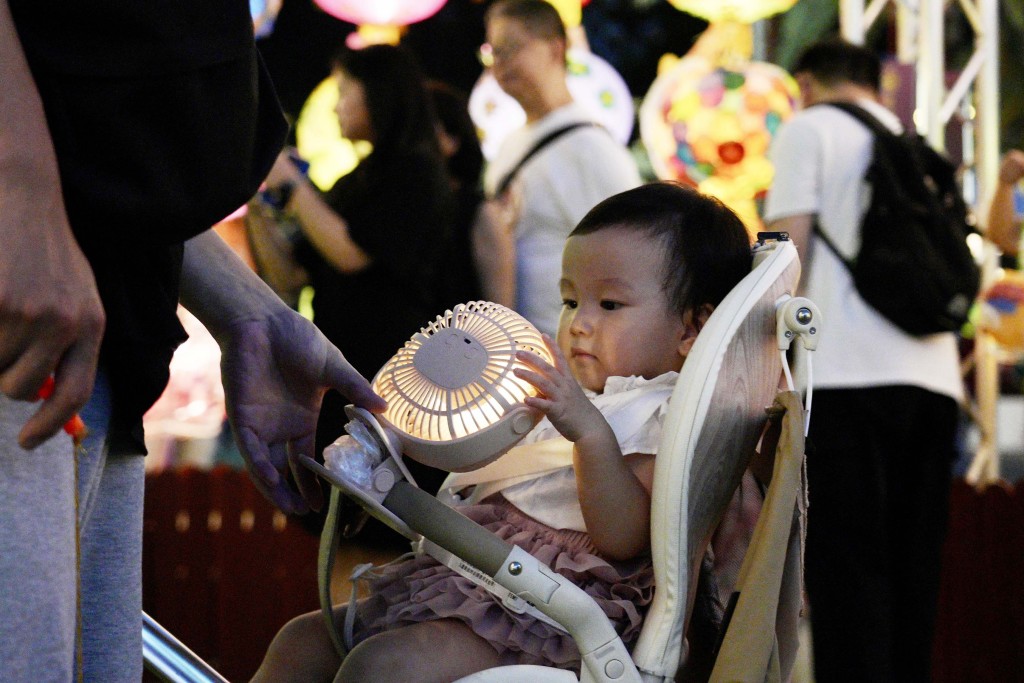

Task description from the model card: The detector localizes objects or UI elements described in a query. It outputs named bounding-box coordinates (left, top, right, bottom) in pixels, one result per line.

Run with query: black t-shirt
left=295, top=149, right=455, bottom=380
left=10, top=2, right=287, bottom=452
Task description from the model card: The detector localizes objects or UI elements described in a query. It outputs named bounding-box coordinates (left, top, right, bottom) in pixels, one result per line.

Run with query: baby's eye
left=562, top=299, right=578, bottom=309
left=600, top=300, right=622, bottom=310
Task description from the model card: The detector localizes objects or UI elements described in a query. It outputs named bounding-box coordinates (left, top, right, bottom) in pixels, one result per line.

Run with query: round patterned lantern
left=314, top=0, right=448, bottom=47
left=640, top=38, right=797, bottom=230
left=470, top=48, right=634, bottom=160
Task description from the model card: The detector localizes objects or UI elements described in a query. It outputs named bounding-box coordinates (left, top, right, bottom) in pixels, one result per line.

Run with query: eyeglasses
left=477, top=41, right=528, bottom=68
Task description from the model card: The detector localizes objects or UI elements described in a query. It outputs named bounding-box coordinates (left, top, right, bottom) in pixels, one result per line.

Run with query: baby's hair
left=570, top=182, right=752, bottom=318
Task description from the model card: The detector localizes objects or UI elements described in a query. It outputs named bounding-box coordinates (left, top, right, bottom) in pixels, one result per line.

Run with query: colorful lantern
left=640, top=53, right=797, bottom=228
left=640, top=13, right=798, bottom=231
left=470, top=48, right=634, bottom=160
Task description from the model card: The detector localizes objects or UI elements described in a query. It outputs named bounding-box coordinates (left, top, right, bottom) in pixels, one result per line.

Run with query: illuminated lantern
left=313, top=0, right=448, bottom=46
left=640, top=52, right=797, bottom=229
left=470, top=48, right=634, bottom=160
left=640, top=5, right=799, bottom=231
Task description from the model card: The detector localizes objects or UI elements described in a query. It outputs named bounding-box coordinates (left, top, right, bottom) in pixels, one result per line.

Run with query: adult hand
left=0, top=176, right=105, bottom=449
left=218, top=308, right=386, bottom=515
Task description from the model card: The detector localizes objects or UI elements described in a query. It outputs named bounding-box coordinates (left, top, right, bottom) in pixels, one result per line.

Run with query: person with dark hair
left=248, top=44, right=456, bottom=497
left=427, top=80, right=486, bottom=309
left=477, top=0, right=640, bottom=336
left=251, top=182, right=755, bottom=683
left=764, top=38, right=963, bottom=682
left=0, top=0, right=385, bottom=679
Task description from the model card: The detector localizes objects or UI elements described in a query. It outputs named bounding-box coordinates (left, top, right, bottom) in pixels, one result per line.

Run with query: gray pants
left=0, top=371, right=143, bottom=682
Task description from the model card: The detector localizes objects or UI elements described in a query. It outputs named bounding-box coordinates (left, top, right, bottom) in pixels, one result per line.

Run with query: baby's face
left=557, top=228, right=688, bottom=393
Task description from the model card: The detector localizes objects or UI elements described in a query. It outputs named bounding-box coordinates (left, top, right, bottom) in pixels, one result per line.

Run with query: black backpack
left=813, top=101, right=980, bottom=336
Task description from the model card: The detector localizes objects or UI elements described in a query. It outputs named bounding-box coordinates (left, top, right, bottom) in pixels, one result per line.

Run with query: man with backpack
left=764, top=40, right=965, bottom=682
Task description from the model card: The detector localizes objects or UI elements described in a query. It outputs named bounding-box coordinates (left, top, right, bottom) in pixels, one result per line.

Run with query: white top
left=502, top=372, right=677, bottom=532
left=483, top=102, right=642, bottom=336
left=763, top=100, right=964, bottom=401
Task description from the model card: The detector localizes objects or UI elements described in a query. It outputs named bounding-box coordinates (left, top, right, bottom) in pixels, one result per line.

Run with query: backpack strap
left=809, top=101, right=895, bottom=273
left=819, top=100, right=897, bottom=140
left=492, top=121, right=598, bottom=197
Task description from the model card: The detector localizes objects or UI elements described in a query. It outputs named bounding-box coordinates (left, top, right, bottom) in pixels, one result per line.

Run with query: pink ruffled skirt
left=349, top=495, right=655, bottom=671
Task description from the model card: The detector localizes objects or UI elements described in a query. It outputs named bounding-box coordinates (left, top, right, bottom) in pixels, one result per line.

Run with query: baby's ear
left=677, top=304, right=714, bottom=358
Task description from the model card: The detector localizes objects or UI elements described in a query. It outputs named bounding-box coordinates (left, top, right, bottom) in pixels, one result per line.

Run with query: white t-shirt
left=502, top=372, right=677, bottom=532
left=763, top=100, right=963, bottom=401
left=484, top=102, right=641, bottom=336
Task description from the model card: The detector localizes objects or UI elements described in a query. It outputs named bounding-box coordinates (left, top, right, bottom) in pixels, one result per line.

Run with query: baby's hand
left=514, top=334, right=605, bottom=443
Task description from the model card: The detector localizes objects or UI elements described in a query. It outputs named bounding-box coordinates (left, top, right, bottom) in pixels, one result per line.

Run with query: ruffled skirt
left=349, top=495, right=655, bottom=671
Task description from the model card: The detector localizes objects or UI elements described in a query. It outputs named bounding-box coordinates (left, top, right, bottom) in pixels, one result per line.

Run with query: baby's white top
left=502, top=371, right=678, bottom=532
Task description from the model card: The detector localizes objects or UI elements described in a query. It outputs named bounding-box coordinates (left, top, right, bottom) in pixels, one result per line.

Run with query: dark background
left=257, top=0, right=708, bottom=135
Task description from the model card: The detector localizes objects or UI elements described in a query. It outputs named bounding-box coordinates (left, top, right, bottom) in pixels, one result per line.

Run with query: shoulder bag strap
left=492, top=121, right=597, bottom=197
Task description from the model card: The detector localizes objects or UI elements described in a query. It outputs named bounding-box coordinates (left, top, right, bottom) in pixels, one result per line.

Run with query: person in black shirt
left=250, top=44, right=456, bottom=507
left=0, top=1, right=383, bottom=679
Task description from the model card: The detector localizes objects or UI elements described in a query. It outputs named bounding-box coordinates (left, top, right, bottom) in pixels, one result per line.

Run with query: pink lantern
left=312, top=0, right=448, bottom=27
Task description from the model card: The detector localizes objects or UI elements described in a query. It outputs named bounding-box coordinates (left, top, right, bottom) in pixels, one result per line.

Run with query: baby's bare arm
left=514, top=339, right=652, bottom=560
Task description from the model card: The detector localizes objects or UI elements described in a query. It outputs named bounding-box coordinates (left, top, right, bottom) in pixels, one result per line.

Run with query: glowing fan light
left=371, top=301, right=552, bottom=472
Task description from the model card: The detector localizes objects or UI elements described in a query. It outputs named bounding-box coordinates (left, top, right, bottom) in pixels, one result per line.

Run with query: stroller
left=299, top=234, right=817, bottom=683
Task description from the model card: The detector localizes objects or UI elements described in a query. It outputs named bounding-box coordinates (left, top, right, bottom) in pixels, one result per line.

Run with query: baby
left=252, top=182, right=753, bottom=682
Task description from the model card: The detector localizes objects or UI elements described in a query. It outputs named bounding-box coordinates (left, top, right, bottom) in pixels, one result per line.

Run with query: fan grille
left=372, top=302, right=551, bottom=443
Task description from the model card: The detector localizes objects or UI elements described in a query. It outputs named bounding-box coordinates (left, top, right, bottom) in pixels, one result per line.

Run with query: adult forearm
left=180, top=230, right=292, bottom=343
left=472, top=201, right=516, bottom=307
left=287, top=180, right=371, bottom=274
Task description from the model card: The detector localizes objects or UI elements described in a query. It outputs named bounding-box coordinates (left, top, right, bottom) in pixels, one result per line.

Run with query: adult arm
left=472, top=195, right=517, bottom=308
left=179, top=230, right=385, bottom=514
left=244, top=198, right=309, bottom=307
left=264, top=150, right=371, bottom=274
left=765, top=213, right=815, bottom=290
left=987, top=150, right=1024, bottom=256
left=0, top=0, right=105, bottom=448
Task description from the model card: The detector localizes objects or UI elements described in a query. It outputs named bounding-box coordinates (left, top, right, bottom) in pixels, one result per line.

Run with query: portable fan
left=303, top=302, right=553, bottom=526
left=370, top=300, right=552, bottom=472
